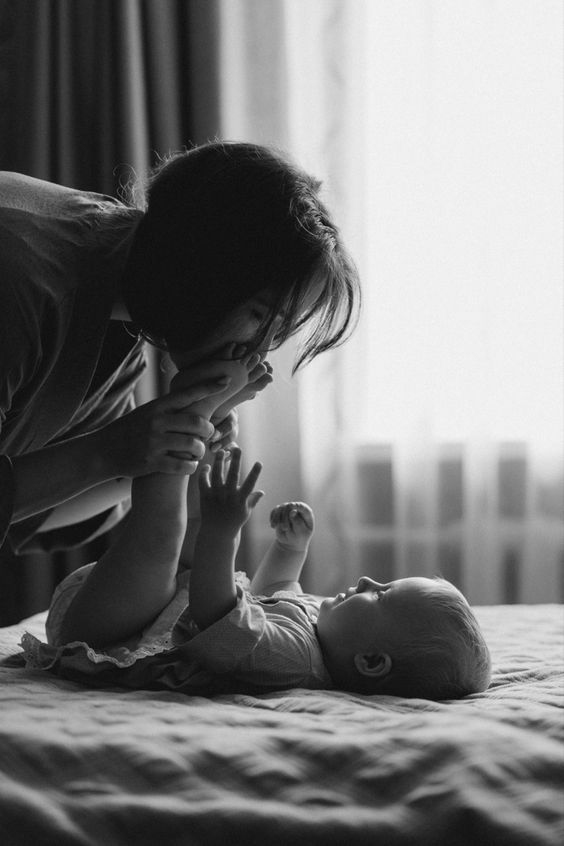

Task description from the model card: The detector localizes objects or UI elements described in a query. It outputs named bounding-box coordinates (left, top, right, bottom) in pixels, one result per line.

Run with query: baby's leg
left=58, top=473, right=190, bottom=647
left=57, top=357, right=259, bottom=646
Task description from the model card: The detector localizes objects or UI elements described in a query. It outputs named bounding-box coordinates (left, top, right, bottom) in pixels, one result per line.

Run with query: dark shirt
left=0, top=172, right=145, bottom=551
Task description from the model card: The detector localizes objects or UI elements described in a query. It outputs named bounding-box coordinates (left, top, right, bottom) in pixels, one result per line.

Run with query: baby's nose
left=357, top=576, right=376, bottom=592
left=357, top=576, right=387, bottom=592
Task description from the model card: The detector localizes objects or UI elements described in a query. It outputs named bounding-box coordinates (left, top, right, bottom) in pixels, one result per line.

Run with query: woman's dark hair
left=121, top=141, right=360, bottom=370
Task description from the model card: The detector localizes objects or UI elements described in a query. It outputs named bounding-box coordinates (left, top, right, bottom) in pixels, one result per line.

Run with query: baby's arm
left=189, top=448, right=263, bottom=630
left=250, top=503, right=314, bottom=596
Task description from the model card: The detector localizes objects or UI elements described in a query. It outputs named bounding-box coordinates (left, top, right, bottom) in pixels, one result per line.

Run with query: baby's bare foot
left=188, top=357, right=253, bottom=421
left=169, top=346, right=254, bottom=417
left=211, top=358, right=273, bottom=423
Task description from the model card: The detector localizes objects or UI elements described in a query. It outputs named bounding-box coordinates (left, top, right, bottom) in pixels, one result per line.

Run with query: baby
left=22, top=359, right=490, bottom=700
left=23, top=444, right=491, bottom=701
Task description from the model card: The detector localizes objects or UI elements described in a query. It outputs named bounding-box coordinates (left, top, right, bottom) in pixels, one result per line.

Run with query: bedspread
left=0, top=604, right=562, bottom=845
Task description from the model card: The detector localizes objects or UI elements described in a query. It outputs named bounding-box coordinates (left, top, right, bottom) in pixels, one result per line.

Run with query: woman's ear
left=354, top=652, right=392, bottom=679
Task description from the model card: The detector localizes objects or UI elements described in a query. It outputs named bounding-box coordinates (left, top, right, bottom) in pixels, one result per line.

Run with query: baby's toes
left=248, top=360, right=267, bottom=381
left=245, top=353, right=262, bottom=371
left=251, top=372, right=273, bottom=395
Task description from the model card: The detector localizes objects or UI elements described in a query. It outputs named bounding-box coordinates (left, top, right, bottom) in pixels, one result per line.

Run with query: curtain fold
left=0, top=0, right=221, bottom=623
left=0, top=0, right=222, bottom=191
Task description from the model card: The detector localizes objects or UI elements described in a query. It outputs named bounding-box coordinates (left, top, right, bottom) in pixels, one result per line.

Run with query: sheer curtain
left=215, top=0, right=563, bottom=604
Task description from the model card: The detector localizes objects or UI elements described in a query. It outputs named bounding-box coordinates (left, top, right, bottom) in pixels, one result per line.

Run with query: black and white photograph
left=0, top=1, right=562, bottom=843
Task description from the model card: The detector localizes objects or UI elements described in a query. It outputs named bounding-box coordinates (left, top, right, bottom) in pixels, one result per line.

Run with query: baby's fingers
left=225, top=446, right=242, bottom=487
left=240, top=461, right=263, bottom=498
left=211, top=450, right=227, bottom=486
left=198, top=463, right=212, bottom=493
left=270, top=503, right=294, bottom=527
left=269, top=506, right=283, bottom=528
left=292, top=502, right=315, bottom=531
left=247, top=490, right=265, bottom=510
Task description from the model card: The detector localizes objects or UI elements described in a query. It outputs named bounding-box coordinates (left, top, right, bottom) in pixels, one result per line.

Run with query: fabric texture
left=0, top=171, right=145, bottom=552
left=22, top=564, right=333, bottom=695
left=0, top=603, right=562, bottom=845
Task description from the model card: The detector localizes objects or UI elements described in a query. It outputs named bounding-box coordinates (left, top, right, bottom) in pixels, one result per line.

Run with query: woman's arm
left=6, top=381, right=223, bottom=528
left=189, top=449, right=263, bottom=630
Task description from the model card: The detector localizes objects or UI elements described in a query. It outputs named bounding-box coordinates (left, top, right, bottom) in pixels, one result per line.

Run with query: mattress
left=0, top=604, right=562, bottom=845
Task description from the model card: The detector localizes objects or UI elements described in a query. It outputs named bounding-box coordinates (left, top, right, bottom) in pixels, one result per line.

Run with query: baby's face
left=316, top=577, right=459, bottom=659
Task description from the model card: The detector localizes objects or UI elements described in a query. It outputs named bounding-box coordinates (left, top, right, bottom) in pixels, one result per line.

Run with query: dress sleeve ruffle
left=176, top=584, right=265, bottom=674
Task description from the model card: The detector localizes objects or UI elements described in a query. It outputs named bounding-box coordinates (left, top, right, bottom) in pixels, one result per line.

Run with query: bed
left=0, top=604, right=562, bottom=846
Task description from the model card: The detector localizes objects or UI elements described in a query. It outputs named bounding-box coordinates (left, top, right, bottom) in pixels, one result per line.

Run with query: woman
left=0, top=140, right=360, bottom=559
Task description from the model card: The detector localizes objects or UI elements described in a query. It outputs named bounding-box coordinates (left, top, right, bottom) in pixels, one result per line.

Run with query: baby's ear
left=354, top=652, right=392, bottom=679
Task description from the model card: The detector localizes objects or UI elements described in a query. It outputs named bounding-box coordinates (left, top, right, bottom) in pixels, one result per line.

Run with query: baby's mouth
left=336, top=587, right=357, bottom=602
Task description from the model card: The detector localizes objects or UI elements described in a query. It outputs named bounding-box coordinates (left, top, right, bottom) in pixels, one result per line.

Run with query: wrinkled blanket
left=0, top=604, right=562, bottom=845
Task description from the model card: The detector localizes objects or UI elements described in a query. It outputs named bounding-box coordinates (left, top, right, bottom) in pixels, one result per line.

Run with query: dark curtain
left=0, top=0, right=221, bottom=190
left=0, top=0, right=220, bottom=624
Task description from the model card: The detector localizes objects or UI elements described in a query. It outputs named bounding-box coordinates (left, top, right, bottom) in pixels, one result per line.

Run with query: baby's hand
left=270, top=502, right=314, bottom=552
left=199, top=447, right=263, bottom=535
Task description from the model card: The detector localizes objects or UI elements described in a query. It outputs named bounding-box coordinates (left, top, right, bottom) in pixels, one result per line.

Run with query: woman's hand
left=97, top=381, right=228, bottom=478
left=170, top=345, right=273, bottom=451
left=208, top=408, right=239, bottom=452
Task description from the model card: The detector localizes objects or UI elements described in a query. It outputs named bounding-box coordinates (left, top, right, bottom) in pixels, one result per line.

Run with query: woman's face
left=170, top=279, right=323, bottom=369
left=169, top=292, right=278, bottom=369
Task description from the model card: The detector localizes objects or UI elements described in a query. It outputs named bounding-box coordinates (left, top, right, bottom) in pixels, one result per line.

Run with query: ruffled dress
left=21, top=564, right=333, bottom=695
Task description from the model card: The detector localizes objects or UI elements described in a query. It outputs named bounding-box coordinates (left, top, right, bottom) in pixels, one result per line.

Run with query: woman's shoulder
left=0, top=172, right=139, bottom=252
left=0, top=173, right=138, bottom=313
left=0, top=171, right=126, bottom=216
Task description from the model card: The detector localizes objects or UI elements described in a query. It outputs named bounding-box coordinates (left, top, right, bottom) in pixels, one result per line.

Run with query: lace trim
left=23, top=570, right=253, bottom=670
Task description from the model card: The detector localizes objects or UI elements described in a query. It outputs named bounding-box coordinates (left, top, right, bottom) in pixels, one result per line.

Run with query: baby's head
left=316, top=576, right=491, bottom=700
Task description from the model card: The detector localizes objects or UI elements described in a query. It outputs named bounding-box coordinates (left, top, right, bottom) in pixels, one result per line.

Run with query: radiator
left=352, top=442, right=564, bottom=605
